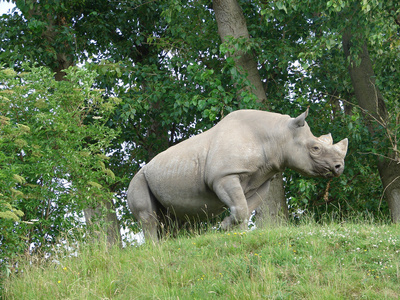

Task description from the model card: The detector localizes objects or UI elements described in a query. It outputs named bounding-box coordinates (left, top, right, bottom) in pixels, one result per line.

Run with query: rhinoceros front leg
left=213, top=175, right=249, bottom=230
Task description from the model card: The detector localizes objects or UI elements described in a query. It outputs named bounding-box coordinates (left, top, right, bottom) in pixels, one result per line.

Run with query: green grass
left=2, top=221, right=400, bottom=299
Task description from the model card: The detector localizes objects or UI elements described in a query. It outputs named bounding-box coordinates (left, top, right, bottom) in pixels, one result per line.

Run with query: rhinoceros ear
left=291, top=108, right=309, bottom=128
left=318, top=133, right=333, bottom=145
left=335, top=138, right=348, bottom=157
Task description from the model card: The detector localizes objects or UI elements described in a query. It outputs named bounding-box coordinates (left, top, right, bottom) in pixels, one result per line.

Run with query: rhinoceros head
left=286, top=109, right=348, bottom=178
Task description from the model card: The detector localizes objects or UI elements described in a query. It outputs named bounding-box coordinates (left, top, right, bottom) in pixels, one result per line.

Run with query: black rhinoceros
left=127, top=109, right=348, bottom=241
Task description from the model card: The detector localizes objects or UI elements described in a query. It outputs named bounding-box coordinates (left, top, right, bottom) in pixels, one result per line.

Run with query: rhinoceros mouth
left=296, top=168, right=332, bottom=178
left=322, top=171, right=335, bottom=178
left=321, top=168, right=344, bottom=178
left=312, top=166, right=338, bottom=178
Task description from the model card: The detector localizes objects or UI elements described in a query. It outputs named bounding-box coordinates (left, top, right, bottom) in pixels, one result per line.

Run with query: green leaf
left=276, top=1, right=287, bottom=13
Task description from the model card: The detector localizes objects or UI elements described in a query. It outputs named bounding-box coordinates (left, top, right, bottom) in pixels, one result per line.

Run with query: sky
left=0, top=1, right=16, bottom=15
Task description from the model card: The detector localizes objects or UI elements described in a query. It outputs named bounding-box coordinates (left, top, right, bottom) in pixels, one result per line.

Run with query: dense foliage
left=0, top=65, right=118, bottom=266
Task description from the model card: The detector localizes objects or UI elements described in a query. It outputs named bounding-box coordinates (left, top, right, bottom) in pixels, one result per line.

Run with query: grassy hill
left=3, top=221, right=400, bottom=299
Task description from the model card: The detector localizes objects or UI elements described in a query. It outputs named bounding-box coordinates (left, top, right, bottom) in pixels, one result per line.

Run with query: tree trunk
left=213, top=0, right=288, bottom=226
left=53, top=53, right=73, bottom=81
left=342, top=31, right=400, bottom=222
left=378, top=159, right=400, bottom=222
left=27, top=6, right=74, bottom=81
left=83, top=198, right=121, bottom=246
left=255, top=173, right=289, bottom=227
left=147, top=100, right=170, bottom=160
left=213, top=0, right=266, bottom=101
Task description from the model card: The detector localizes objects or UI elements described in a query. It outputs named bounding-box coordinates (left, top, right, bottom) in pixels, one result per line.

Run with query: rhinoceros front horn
left=335, top=138, right=348, bottom=157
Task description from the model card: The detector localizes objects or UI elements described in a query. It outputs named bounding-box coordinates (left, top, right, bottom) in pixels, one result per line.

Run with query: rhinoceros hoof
left=220, top=216, right=233, bottom=230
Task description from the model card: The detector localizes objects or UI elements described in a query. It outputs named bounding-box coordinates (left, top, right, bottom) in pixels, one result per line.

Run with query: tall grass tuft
left=3, top=220, right=400, bottom=299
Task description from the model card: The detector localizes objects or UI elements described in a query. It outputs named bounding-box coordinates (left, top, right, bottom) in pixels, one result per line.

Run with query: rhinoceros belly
left=143, top=153, right=226, bottom=220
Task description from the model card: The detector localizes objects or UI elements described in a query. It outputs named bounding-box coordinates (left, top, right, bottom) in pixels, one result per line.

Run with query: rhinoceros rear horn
left=291, top=108, right=309, bottom=128
left=335, top=138, right=348, bottom=157
left=318, top=133, right=333, bottom=145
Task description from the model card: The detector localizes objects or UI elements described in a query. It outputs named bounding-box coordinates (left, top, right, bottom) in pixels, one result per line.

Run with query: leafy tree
left=275, top=0, right=400, bottom=221
left=340, top=2, right=400, bottom=222
left=0, top=65, right=118, bottom=266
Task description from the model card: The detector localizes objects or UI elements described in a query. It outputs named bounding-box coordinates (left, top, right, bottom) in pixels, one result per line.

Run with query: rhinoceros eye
left=311, top=145, right=321, bottom=154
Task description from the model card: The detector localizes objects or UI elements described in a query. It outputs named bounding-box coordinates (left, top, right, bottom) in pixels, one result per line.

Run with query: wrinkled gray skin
left=127, top=109, right=348, bottom=242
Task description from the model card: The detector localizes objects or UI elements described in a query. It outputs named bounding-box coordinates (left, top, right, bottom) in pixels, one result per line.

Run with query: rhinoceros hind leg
left=127, top=168, right=159, bottom=242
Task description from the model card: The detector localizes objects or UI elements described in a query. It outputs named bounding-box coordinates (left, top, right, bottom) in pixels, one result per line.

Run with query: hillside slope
left=3, top=222, right=400, bottom=299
